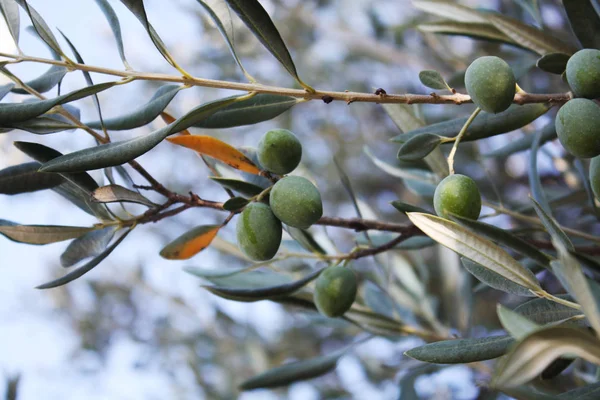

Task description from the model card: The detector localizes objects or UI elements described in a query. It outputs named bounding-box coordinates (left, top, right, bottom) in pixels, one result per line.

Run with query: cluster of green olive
left=235, top=129, right=357, bottom=318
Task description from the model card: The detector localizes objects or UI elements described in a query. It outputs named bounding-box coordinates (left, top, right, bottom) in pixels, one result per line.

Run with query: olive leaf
left=484, top=121, right=556, bottom=158
left=0, top=0, right=20, bottom=46
left=159, top=225, right=221, bottom=260
left=461, top=258, right=536, bottom=297
left=94, top=0, right=130, bottom=68
left=497, top=304, right=540, bottom=340
left=405, top=335, right=513, bottom=364
left=86, top=85, right=181, bottom=130
left=407, top=212, right=542, bottom=292
left=515, top=297, right=584, bottom=326
left=558, top=382, right=600, bottom=400
left=0, top=162, right=64, bottom=195
left=529, top=128, right=552, bottom=215
left=0, top=222, right=93, bottom=245
left=418, top=70, right=451, bottom=91
left=60, top=226, right=119, bottom=267
left=209, top=177, right=264, bottom=197
left=417, top=21, right=519, bottom=48
left=397, top=133, right=444, bottom=161
left=381, top=104, right=424, bottom=133
left=0, top=83, right=14, bottom=101
left=223, top=196, right=249, bottom=211
left=13, top=0, right=65, bottom=58
left=224, top=0, right=312, bottom=91
left=3, top=117, right=76, bottom=135
left=492, top=326, right=600, bottom=388
left=537, top=53, right=570, bottom=75
left=390, top=201, right=430, bottom=215
left=563, top=0, right=600, bottom=50
left=92, top=185, right=156, bottom=207
left=10, top=65, right=67, bottom=95
left=363, top=147, right=437, bottom=183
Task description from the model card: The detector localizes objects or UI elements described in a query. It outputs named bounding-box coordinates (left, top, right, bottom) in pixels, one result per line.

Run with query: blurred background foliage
left=0, top=0, right=591, bottom=399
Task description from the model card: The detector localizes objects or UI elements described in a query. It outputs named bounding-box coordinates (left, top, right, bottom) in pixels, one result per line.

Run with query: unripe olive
left=555, top=98, right=600, bottom=159
left=269, top=176, right=323, bottom=229
left=257, top=129, right=302, bottom=175
left=434, top=174, right=481, bottom=220
left=465, top=56, right=516, bottom=114
left=566, top=49, right=600, bottom=99
left=236, top=202, right=282, bottom=261
left=314, top=265, right=357, bottom=317
left=590, top=156, right=600, bottom=202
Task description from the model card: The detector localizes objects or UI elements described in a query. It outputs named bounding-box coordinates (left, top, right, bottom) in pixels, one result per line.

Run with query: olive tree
left=1, top=0, right=600, bottom=398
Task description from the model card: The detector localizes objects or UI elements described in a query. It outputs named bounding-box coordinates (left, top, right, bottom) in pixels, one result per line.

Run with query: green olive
left=314, top=265, right=357, bottom=317
left=257, top=129, right=303, bottom=175
left=566, top=49, right=600, bottom=99
left=236, top=202, right=282, bottom=261
left=465, top=56, right=516, bottom=114
left=555, top=98, right=600, bottom=159
left=434, top=174, right=481, bottom=220
left=269, top=176, right=323, bottom=229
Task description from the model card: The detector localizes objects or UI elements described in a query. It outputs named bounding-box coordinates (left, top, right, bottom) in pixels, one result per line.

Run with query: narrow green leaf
left=14, top=141, right=99, bottom=193
left=529, top=129, right=552, bottom=215
left=204, top=267, right=324, bottom=302
left=94, top=0, right=130, bottom=68
left=537, top=53, right=570, bottom=75
left=0, top=83, right=14, bottom=101
left=0, top=0, right=20, bottom=45
left=461, top=258, right=535, bottom=297
left=418, top=70, right=450, bottom=91
left=390, top=201, right=430, bottom=215
left=36, top=228, right=132, bottom=289
left=209, top=177, right=264, bottom=197
left=530, top=197, right=573, bottom=251
left=563, top=0, right=600, bottom=49
left=381, top=103, right=424, bottom=133
left=224, top=0, right=310, bottom=90
left=10, top=65, right=67, bottom=95
left=397, top=133, right=442, bottom=161
left=391, top=104, right=549, bottom=143
left=92, top=184, right=156, bottom=207
left=223, top=196, right=249, bottom=211
left=0, top=222, right=93, bottom=245
left=0, top=162, right=63, bottom=195
left=195, top=0, right=253, bottom=80
left=417, top=21, right=518, bottom=47
left=3, top=117, right=76, bottom=134
left=405, top=336, right=513, bottom=364
left=86, top=85, right=181, bottom=130
left=492, top=326, right=600, bottom=388
left=484, top=121, right=556, bottom=158
left=363, top=147, right=437, bottom=183
left=193, top=94, right=297, bottom=128
left=60, top=226, right=118, bottom=267
left=239, top=351, right=342, bottom=390
left=39, top=95, right=241, bottom=173
left=407, top=212, right=542, bottom=292
left=498, top=304, right=540, bottom=340
left=514, top=297, right=584, bottom=326
left=52, top=181, right=112, bottom=220
left=450, top=215, right=551, bottom=268
left=0, top=81, right=117, bottom=125
left=185, top=267, right=290, bottom=287
left=13, top=0, right=65, bottom=58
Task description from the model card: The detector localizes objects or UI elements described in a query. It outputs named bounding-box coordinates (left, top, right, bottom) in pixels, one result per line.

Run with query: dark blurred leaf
left=94, top=0, right=130, bottom=67
left=397, top=133, right=442, bottom=161
left=239, top=350, right=342, bottom=390
left=4, top=373, right=20, bottom=400
left=392, top=104, right=549, bottom=143
left=390, top=201, right=430, bottom=215
left=363, top=147, right=437, bottom=183
left=530, top=125, right=551, bottom=215
left=461, top=258, right=535, bottom=297
left=363, top=281, right=396, bottom=319
left=223, top=196, right=249, bottom=211
left=0, top=0, right=20, bottom=45
left=204, top=267, right=324, bottom=302
left=558, top=382, right=600, bottom=399
left=530, top=197, right=573, bottom=251
left=193, top=94, right=297, bottom=128
left=209, top=177, right=264, bottom=197
left=14, top=0, right=65, bottom=57
left=484, top=121, right=556, bottom=158
left=0, top=221, right=93, bottom=245
left=86, top=85, right=181, bottom=130
left=418, top=20, right=518, bottom=47
left=224, top=0, right=312, bottom=90
left=541, top=357, right=574, bottom=380
left=92, top=184, right=156, bottom=207
left=405, top=335, right=513, bottom=364
left=0, top=162, right=64, bottom=195
left=451, top=215, right=551, bottom=268
left=574, top=158, right=599, bottom=217
left=492, top=326, right=600, bottom=388
left=14, top=141, right=99, bottom=193
left=60, top=226, right=118, bottom=267
left=418, top=70, right=450, bottom=90
left=195, top=0, right=253, bottom=80
left=563, top=0, right=600, bottom=49
left=10, top=65, right=67, bottom=94
left=515, top=0, right=542, bottom=26
left=160, top=225, right=221, bottom=260
left=37, top=228, right=132, bottom=289
left=537, top=53, right=570, bottom=75
left=39, top=95, right=241, bottom=173
left=185, top=267, right=290, bottom=287
left=3, top=117, right=76, bottom=134
left=0, top=81, right=117, bottom=125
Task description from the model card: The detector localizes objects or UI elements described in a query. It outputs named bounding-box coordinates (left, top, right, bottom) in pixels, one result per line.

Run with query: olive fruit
left=236, top=202, right=282, bottom=261
left=314, top=265, right=357, bottom=317
left=555, top=98, right=600, bottom=159
left=434, top=174, right=481, bottom=220
left=590, top=156, right=600, bottom=202
left=257, top=129, right=302, bottom=175
left=566, top=49, right=600, bottom=99
left=269, top=176, right=323, bottom=229
left=465, top=56, right=516, bottom=114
